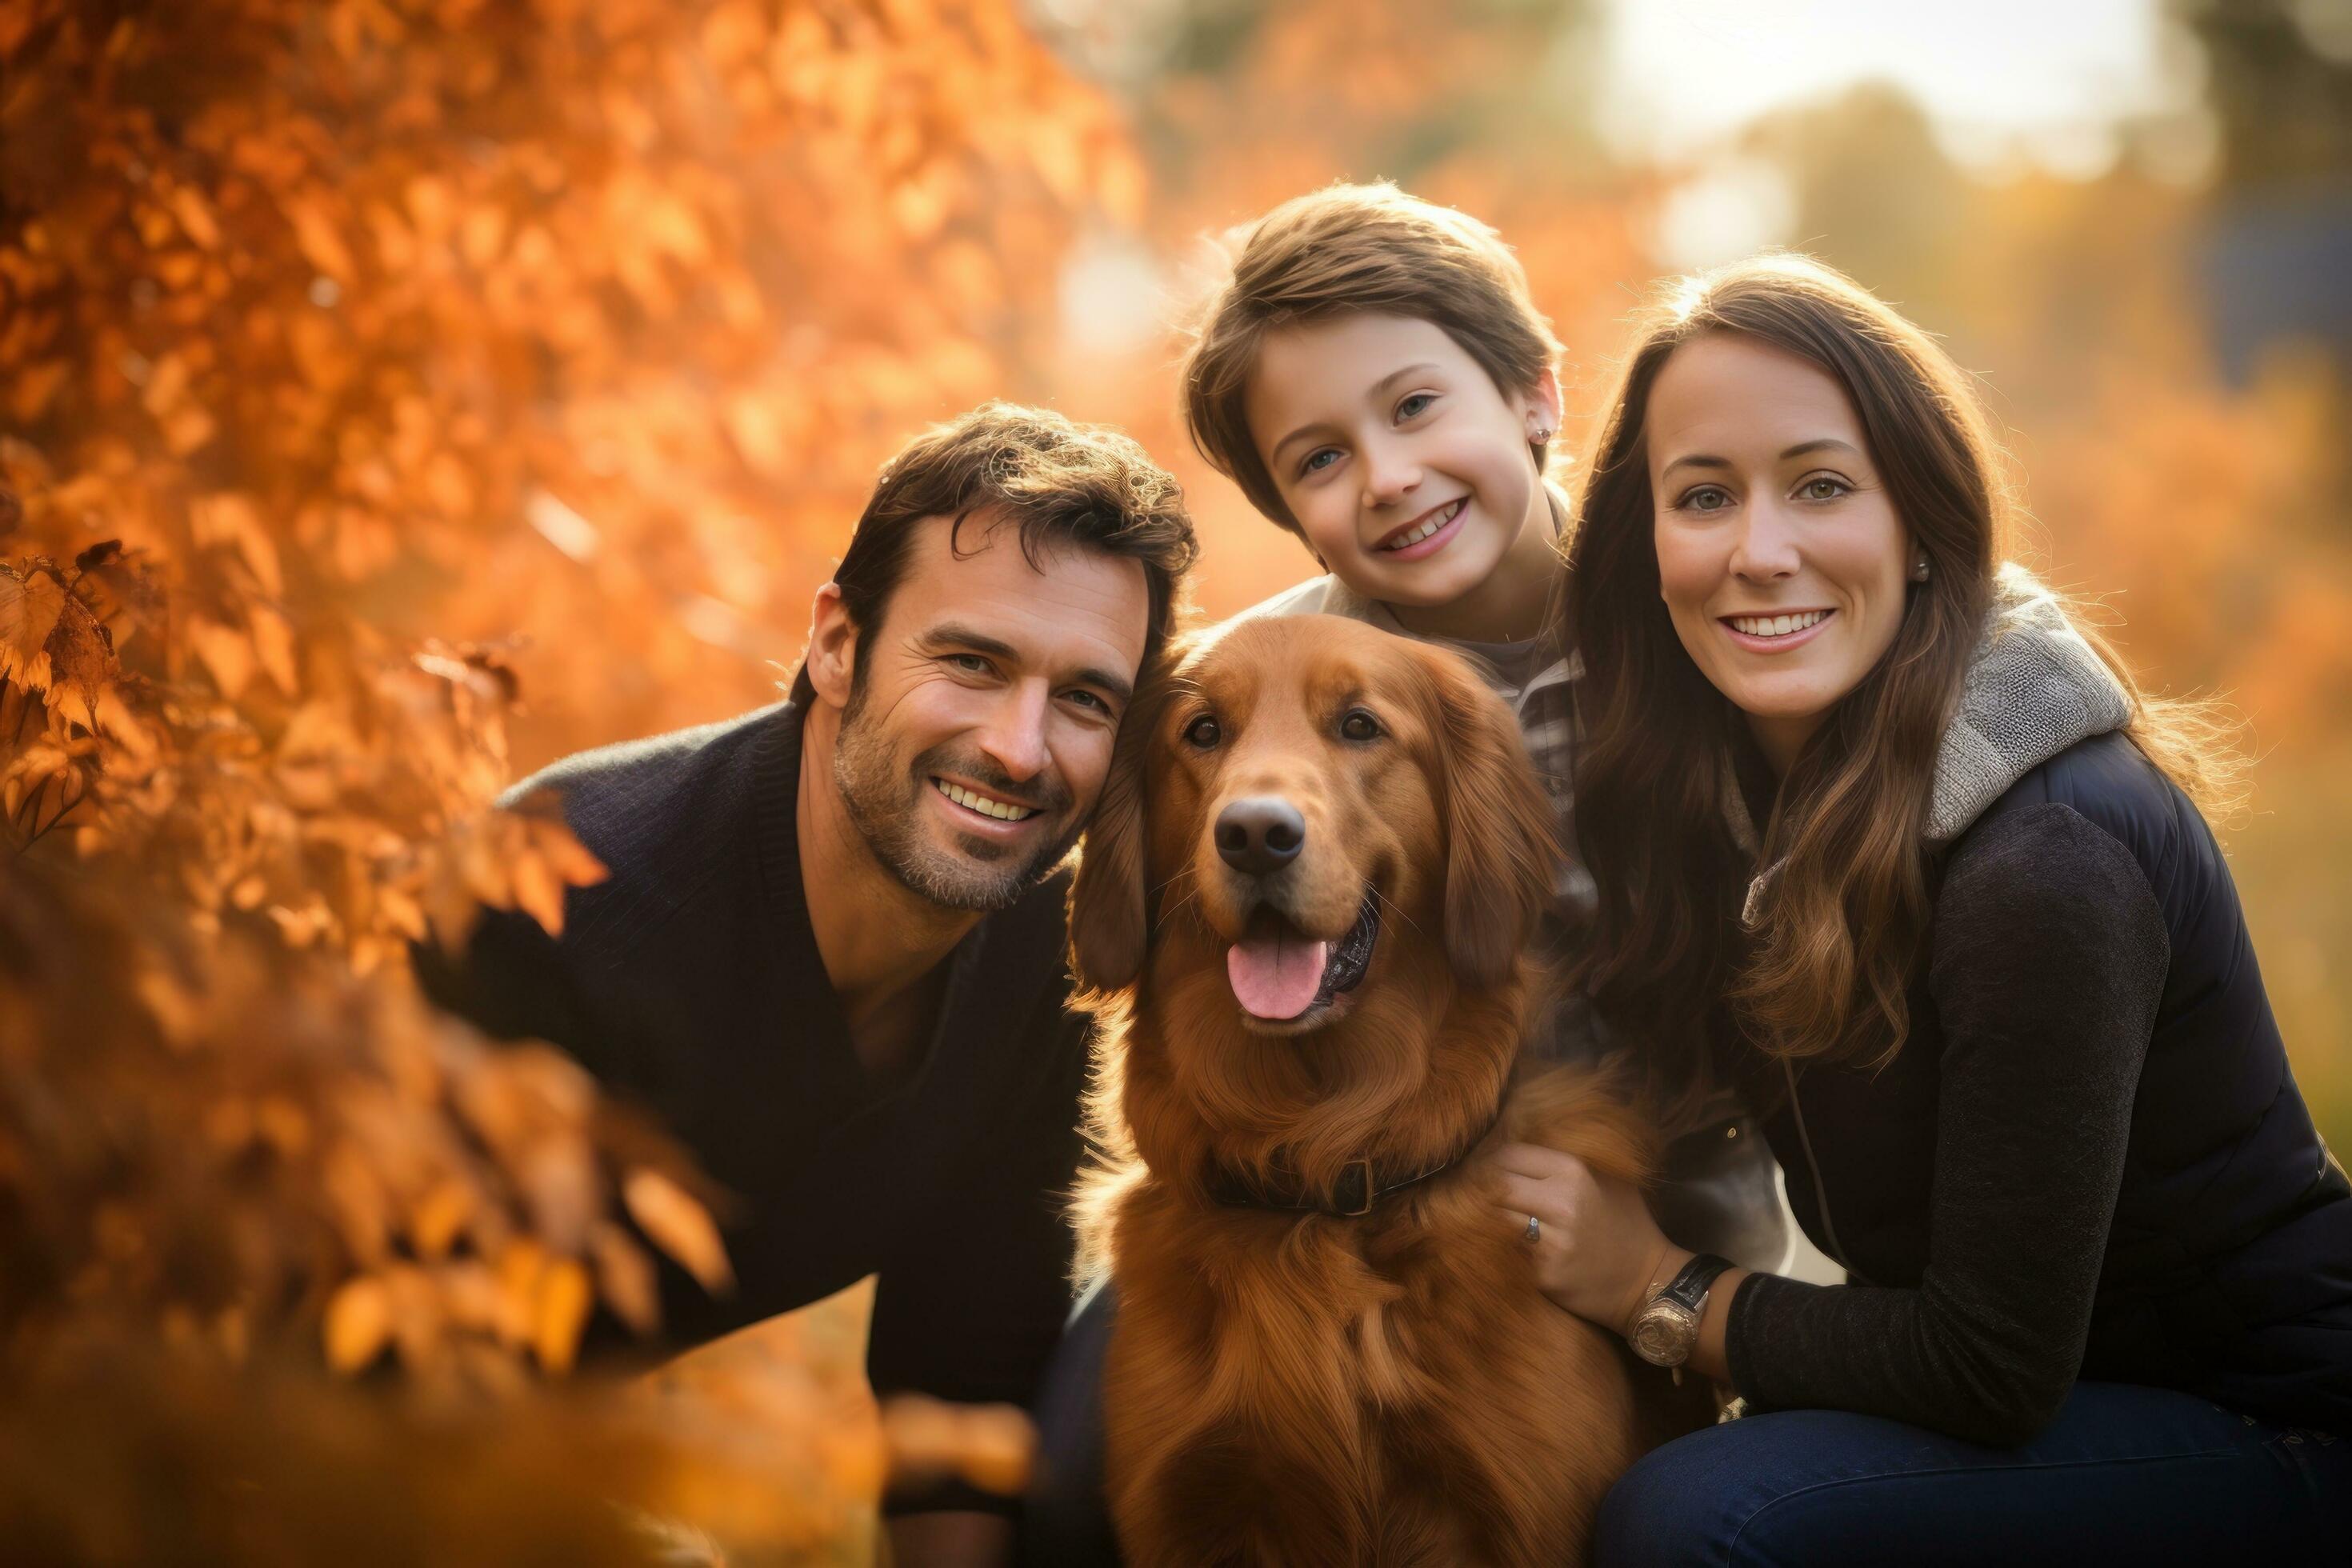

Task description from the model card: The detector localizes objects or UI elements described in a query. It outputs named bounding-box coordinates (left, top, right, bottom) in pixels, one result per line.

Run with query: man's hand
left=886, top=1509, right=1012, bottom=1568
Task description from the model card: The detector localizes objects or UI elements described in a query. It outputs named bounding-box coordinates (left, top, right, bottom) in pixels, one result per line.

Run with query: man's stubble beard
left=830, top=672, right=1086, bottom=912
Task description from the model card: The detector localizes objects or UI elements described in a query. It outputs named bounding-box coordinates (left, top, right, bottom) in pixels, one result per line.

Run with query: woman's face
left=1646, top=332, right=1914, bottom=774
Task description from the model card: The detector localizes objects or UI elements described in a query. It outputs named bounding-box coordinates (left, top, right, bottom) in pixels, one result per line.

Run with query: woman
left=1493, top=254, right=2352, bottom=1562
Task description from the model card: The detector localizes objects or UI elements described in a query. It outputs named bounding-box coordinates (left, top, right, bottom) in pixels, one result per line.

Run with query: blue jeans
left=1594, top=1381, right=2352, bottom=1566
left=1026, top=1285, right=2350, bottom=1565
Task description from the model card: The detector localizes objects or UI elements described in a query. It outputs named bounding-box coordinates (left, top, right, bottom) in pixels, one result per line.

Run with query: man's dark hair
left=808, top=402, right=1197, bottom=698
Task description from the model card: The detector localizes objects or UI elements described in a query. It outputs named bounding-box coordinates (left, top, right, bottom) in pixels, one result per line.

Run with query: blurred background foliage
left=0, top=0, right=2346, bottom=1557
left=1042, top=0, right=2352, bottom=1151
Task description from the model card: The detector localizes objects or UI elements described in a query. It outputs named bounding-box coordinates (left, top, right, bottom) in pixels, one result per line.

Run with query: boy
left=1183, top=183, right=1784, bottom=1274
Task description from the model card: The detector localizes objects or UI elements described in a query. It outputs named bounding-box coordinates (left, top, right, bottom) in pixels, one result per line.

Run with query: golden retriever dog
left=1068, top=614, right=1669, bottom=1567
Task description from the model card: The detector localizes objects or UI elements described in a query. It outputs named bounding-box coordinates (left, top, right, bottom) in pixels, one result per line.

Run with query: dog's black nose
left=1215, top=797, right=1306, bottom=876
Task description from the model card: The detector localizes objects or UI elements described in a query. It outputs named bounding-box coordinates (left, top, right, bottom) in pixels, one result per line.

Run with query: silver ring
left=1523, top=1214, right=1541, bottom=1246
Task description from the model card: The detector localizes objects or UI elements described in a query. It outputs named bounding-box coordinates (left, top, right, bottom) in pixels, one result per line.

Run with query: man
left=415, top=402, right=1197, bottom=1566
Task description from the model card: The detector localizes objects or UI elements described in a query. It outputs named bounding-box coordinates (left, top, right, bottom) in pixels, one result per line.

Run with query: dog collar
left=1206, top=1096, right=1506, bottom=1218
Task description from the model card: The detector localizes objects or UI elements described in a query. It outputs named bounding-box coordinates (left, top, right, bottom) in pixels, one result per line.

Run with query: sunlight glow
left=1598, top=0, right=2196, bottom=174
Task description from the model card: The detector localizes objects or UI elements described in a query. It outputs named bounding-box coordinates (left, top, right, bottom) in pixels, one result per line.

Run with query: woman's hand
left=1484, top=1142, right=1685, bottom=1334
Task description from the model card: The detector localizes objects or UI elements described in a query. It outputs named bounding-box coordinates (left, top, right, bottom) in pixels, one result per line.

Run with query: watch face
left=1630, top=1302, right=1694, bottom=1367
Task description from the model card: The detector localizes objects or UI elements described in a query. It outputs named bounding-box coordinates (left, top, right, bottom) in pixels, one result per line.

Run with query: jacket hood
left=1730, top=565, right=2133, bottom=911
left=1923, top=563, right=2133, bottom=842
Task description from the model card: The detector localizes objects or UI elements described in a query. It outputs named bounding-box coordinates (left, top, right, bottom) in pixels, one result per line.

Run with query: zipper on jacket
left=1782, top=1055, right=1866, bottom=1283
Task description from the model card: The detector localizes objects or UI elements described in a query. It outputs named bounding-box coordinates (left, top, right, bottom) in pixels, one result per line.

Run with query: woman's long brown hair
left=1561, top=254, right=2232, bottom=1130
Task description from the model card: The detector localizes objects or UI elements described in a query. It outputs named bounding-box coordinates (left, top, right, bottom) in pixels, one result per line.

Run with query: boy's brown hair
left=1182, top=182, right=1563, bottom=539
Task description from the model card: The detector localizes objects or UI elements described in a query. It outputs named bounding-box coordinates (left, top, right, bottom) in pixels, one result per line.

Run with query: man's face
left=833, top=513, right=1151, bottom=910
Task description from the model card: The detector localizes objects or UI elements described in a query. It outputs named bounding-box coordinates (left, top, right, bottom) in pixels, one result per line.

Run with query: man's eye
left=1299, top=448, right=1340, bottom=477
left=1396, top=392, right=1436, bottom=421
left=1066, top=690, right=1110, bottom=714
left=1184, top=714, right=1221, bottom=749
left=948, top=654, right=992, bottom=674
left=1338, top=708, right=1382, bottom=742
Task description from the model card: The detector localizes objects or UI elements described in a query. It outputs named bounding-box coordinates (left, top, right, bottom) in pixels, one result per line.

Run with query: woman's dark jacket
left=1723, top=727, right=2352, bottom=1444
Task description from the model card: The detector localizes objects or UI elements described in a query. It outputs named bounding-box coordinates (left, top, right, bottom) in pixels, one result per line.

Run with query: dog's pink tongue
left=1227, top=931, right=1330, bottom=1019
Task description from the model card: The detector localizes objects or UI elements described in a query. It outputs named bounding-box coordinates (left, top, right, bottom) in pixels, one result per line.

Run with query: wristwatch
left=1627, top=1253, right=1733, bottom=1370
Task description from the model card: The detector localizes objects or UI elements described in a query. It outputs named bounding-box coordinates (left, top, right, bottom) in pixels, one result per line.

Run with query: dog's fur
left=1070, top=615, right=1665, bottom=1567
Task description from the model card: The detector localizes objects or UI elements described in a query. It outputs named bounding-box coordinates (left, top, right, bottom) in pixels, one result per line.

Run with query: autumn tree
left=1, top=0, right=1130, bottom=1554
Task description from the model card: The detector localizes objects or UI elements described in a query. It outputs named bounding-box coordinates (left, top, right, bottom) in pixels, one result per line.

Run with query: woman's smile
left=1717, top=606, right=1836, bottom=652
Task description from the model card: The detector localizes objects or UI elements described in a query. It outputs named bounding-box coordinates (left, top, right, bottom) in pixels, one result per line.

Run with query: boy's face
left=1246, top=314, right=1558, bottom=618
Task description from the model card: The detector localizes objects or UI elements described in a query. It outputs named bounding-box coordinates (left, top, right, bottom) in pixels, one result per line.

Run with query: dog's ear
left=1067, top=662, right=1170, bottom=998
left=1426, top=650, right=1562, bottom=992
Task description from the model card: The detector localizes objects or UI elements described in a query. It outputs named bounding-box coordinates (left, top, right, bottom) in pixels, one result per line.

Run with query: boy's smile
left=1244, top=314, right=1561, bottom=642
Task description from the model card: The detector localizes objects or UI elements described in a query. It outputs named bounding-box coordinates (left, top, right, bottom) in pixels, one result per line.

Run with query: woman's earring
left=1531, top=426, right=1553, bottom=445
left=1910, top=554, right=1931, bottom=582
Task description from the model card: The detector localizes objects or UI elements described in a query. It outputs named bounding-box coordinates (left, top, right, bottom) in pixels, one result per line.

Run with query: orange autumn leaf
left=184, top=616, right=254, bottom=702
left=493, top=1238, right=550, bottom=1349
left=91, top=686, right=154, bottom=759
left=880, top=1395, right=1036, bottom=1498
left=4, top=742, right=77, bottom=822
left=532, top=1256, right=594, bottom=1375
left=189, top=493, right=284, bottom=598
left=592, top=1222, right=660, bottom=1337
left=40, top=594, right=116, bottom=734
left=249, top=604, right=299, bottom=696
left=7, top=359, right=68, bottom=423
left=623, top=1168, right=733, bottom=1294
left=323, top=1274, right=394, bottom=1374
left=139, top=352, right=191, bottom=418
left=167, top=186, right=222, bottom=250
left=283, top=195, right=357, bottom=283
left=535, top=832, right=609, bottom=894
left=0, top=565, right=66, bottom=689
left=506, top=846, right=567, bottom=937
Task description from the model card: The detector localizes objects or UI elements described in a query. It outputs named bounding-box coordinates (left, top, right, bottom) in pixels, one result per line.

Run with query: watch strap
left=1659, top=1252, right=1733, bottom=1315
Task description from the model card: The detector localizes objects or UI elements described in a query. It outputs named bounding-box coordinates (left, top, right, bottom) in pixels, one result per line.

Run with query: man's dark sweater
left=414, top=698, right=1090, bottom=1503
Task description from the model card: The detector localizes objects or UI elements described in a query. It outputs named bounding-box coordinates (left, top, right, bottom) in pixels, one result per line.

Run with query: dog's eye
left=1339, top=709, right=1382, bottom=742
left=1184, top=714, right=1221, bottom=750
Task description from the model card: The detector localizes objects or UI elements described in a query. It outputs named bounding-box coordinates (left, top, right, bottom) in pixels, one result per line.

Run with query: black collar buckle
left=1205, top=1090, right=1509, bottom=1219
